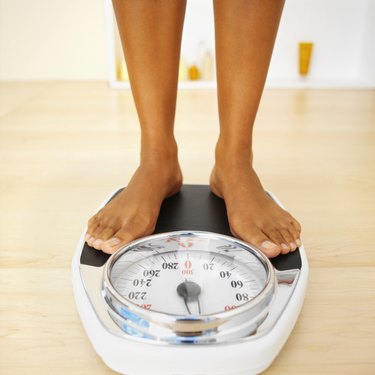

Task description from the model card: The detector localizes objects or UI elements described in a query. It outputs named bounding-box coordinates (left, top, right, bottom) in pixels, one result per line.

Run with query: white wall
left=359, top=0, right=375, bottom=85
left=0, top=0, right=108, bottom=80
left=0, top=0, right=374, bottom=86
left=180, top=0, right=215, bottom=67
left=176, top=0, right=375, bottom=87
left=269, top=0, right=374, bottom=86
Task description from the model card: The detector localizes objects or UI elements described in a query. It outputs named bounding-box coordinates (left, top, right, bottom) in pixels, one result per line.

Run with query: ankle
left=215, top=137, right=253, bottom=167
left=140, top=136, right=179, bottom=165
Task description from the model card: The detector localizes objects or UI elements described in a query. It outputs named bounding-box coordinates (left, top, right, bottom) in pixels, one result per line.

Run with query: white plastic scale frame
left=72, top=186, right=308, bottom=375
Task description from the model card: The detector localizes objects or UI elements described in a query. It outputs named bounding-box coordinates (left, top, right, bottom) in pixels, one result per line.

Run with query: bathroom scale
left=72, top=185, right=308, bottom=375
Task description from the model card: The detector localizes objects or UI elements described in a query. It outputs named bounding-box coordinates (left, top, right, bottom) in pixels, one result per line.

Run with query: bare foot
left=85, top=151, right=182, bottom=254
left=210, top=154, right=301, bottom=258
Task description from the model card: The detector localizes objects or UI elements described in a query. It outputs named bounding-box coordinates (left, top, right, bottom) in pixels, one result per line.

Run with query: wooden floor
left=0, top=82, right=374, bottom=374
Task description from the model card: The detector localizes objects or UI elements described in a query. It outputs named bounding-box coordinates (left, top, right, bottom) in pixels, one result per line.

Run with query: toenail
left=290, top=242, right=297, bottom=251
left=296, top=239, right=302, bottom=247
left=107, top=237, right=121, bottom=246
left=260, top=241, right=279, bottom=251
left=93, top=239, right=103, bottom=247
left=88, top=237, right=96, bottom=245
left=281, top=243, right=289, bottom=251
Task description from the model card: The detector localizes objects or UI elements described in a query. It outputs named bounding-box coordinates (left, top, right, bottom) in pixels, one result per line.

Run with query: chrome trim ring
left=103, top=230, right=276, bottom=344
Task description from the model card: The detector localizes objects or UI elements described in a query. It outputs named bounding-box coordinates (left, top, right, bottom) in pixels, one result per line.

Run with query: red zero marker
left=184, top=260, right=192, bottom=269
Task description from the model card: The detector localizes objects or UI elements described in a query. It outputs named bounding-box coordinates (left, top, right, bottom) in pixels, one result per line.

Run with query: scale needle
left=177, top=280, right=201, bottom=315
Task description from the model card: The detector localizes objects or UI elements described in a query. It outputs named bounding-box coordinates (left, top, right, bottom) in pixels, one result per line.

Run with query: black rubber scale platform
left=80, top=185, right=301, bottom=271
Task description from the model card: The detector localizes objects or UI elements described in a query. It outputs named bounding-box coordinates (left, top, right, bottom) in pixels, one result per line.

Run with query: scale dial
left=103, top=231, right=276, bottom=344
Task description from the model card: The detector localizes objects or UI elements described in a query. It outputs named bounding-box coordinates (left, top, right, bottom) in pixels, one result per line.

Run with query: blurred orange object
left=188, top=65, right=200, bottom=80
left=299, top=42, right=313, bottom=76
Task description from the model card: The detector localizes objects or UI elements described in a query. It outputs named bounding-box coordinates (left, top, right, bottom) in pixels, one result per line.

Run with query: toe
left=101, top=238, right=121, bottom=254
left=266, top=227, right=288, bottom=251
left=289, top=241, right=297, bottom=251
left=101, top=213, right=157, bottom=254
left=87, top=236, right=97, bottom=247
left=280, top=243, right=291, bottom=254
left=101, top=228, right=138, bottom=254
left=91, top=224, right=106, bottom=239
left=258, top=238, right=281, bottom=258
left=86, top=223, right=99, bottom=239
left=276, top=214, right=302, bottom=252
left=85, top=226, right=104, bottom=248
left=235, top=224, right=281, bottom=258
left=92, top=239, right=104, bottom=250
left=99, top=226, right=118, bottom=241
left=88, top=214, right=98, bottom=227
left=86, top=217, right=100, bottom=241
left=290, top=218, right=302, bottom=240
left=87, top=213, right=100, bottom=231
left=92, top=226, right=118, bottom=251
left=278, top=228, right=294, bottom=253
left=288, top=219, right=302, bottom=250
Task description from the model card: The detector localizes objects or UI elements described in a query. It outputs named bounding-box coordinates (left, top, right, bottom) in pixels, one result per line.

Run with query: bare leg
left=210, top=0, right=301, bottom=257
left=86, top=0, right=186, bottom=253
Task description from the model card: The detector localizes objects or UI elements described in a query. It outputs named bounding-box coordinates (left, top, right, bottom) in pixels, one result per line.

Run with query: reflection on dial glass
left=110, top=235, right=267, bottom=316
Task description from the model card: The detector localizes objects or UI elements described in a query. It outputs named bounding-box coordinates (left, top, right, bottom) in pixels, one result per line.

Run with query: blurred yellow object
left=178, top=59, right=188, bottom=81
left=299, top=42, right=313, bottom=76
left=117, top=57, right=129, bottom=82
left=188, top=65, right=200, bottom=80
